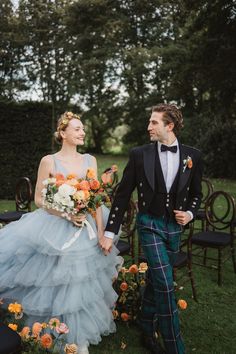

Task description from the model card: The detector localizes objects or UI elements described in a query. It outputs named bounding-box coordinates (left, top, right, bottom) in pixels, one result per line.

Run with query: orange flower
left=8, top=323, right=18, bottom=331
left=8, top=302, right=22, bottom=314
left=177, top=299, right=187, bottom=310
left=20, top=326, right=30, bottom=339
left=101, top=173, right=112, bottom=185
left=55, top=173, right=65, bottom=180
left=66, top=178, right=79, bottom=187
left=32, top=322, right=42, bottom=336
left=78, top=180, right=91, bottom=191
left=89, top=179, right=100, bottom=190
left=128, top=264, right=139, bottom=274
left=120, top=312, right=130, bottom=321
left=120, top=282, right=128, bottom=291
left=67, top=174, right=77, bottom=180
left=187, top=159, right=193, bottom=168
left=55, top=173, right=65, bottom=187
left=40, top=333, right=53, bottom=349
left=86, top=168, right=96, bottom=179
left=139, top=262, right=148, bottom=273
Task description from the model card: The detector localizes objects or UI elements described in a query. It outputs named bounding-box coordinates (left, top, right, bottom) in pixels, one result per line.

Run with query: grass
left=0, top=154, right=236, bottom=353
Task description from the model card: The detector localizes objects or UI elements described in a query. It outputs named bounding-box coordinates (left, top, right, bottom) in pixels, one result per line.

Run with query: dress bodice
left=52, top=153, right=95, bottom=179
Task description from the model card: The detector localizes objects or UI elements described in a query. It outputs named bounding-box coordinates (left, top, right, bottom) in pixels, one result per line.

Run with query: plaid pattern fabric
left=137, top=213, right=185, bottom=354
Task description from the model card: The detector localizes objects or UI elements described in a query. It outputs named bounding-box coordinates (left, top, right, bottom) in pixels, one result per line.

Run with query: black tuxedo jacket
left=105, top=142, right=203, bottom=234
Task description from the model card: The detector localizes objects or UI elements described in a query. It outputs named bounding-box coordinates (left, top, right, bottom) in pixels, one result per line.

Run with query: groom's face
left=148, top=112, right=170, bottom=143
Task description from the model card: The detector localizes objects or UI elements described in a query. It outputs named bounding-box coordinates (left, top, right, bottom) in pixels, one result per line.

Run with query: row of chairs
left=1, top=174, right=235, bottom=298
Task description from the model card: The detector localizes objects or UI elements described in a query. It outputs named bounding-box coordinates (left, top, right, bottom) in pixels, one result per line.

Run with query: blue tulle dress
left=0, top=154, right=121, bottom=348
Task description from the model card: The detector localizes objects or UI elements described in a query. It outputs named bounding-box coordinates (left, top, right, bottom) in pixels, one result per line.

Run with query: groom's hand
left=99, top=235, right=113, bottom=255
left=173, top=210, right=192, bottom=225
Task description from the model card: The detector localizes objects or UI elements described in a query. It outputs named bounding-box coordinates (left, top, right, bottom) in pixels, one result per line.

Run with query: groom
left=100, top=103, right=203, bottom=354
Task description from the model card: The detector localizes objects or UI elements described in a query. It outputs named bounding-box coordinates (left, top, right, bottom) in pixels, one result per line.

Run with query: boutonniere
left=183, top=156, right=193, bottom=172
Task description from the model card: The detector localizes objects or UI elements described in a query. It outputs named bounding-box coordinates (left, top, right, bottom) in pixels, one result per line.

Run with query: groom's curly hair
left=152, top=104, right=184, bottom=136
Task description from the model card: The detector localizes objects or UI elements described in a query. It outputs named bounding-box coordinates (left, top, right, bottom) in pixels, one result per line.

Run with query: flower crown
left=60, top=111, right=81, bottom=127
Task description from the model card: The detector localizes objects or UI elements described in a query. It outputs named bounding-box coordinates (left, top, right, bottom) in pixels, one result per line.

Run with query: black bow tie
left=161, top=144, right=177, bottom=153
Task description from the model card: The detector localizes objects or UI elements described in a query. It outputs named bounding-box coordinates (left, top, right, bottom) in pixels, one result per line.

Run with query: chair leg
left=218, top=249, right=222, bottom=286
left=230, top=243, right=236, bottom=273
left=187, top=261, right=197, bottom=301
left=203, top=248, right=207, bottom=265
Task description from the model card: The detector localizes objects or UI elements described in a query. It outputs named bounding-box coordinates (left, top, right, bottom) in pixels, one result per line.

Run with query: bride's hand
left=71, top=213, right=86, bottom=227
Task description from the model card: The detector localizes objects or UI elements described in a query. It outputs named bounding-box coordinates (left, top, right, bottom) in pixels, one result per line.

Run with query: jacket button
left=109, top=220, right=114, bottom=224
left=143, top=202, right=146, bottom=206
left=140, top=193, right=143, bottom=197
left=166, top=204, right=169, bottom=207
left=112, top=214, right=115, bottom=217
left=179, top=206, right=183, bottom=210
left=115, top=207, right=119, bottom=211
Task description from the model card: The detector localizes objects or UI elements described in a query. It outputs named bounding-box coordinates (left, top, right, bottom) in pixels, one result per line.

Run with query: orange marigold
left=8, top=302, right=22, bottom=314
left=40, top=333, right=53, bottom=349
left=128, top=264, right=139, bottom=274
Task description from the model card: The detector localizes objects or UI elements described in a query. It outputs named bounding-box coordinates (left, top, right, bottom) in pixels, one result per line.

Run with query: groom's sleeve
left=105, top=149, right=137, bottom=235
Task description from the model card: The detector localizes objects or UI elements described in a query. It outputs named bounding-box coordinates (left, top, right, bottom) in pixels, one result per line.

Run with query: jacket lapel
left=143, top=144, right=156, bottom=191
left=177, top=143, right=192, bottom=193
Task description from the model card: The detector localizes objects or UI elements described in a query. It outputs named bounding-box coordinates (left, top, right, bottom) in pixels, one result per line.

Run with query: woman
left=0, top=112, right=121, bottom=354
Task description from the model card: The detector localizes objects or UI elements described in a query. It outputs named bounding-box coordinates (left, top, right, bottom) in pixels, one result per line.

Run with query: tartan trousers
left=136, top=212, right=185, bottom=354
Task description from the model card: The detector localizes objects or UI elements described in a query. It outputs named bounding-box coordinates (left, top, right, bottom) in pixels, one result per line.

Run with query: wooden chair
left=194, top=177, right=214, bottom=232
left=189, top=191, right=236, bottom=286
left=0, top=322, right=21, bottom=354
left=0, top=177, right=33, bottom=224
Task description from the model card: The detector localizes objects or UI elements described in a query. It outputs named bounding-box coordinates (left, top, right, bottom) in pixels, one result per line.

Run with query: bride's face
left=61, top=118, right=85, bottom=146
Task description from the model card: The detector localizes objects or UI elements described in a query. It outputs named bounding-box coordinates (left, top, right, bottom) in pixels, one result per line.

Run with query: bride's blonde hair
left=54, top=111, right=81, bottom=144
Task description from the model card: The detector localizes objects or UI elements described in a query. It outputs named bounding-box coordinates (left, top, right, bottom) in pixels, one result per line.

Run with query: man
left=100, top=103, right=203, bottom=354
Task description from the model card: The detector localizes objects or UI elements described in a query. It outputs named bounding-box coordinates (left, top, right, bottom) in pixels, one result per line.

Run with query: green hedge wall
left=0, top=101, right=67, bottom=199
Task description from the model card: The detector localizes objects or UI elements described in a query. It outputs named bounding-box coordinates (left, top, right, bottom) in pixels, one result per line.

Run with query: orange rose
left=55, top=173, right=65, bottom=187
left=120, top=312, right=130, bottom=321
left=8, top=323, right=18, bottom=331
left=89, top=179, right=100, bottom=190
left=120, top=282, right=128, bottom=291
left=83, top=190, right=90, bottom=199
left=86, top=168, right=96, bottom=179
left=128, top=264, right=139, bottom=274
left=101, top=173, right=112, bottom=185
left=20, top=326, right=30, bottom=338
left=40, top=333, right=53, bottom=349
left=32, top=322, right=42, bottom=336
left=177, top=299, right=187, bottom=310
left=55, top=173, right=65, bottom=180
left=78, top=180, right=90, bottom=191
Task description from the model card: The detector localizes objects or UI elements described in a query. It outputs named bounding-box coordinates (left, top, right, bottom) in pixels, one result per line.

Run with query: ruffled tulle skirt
left=0, top=206, right=121, bottom=347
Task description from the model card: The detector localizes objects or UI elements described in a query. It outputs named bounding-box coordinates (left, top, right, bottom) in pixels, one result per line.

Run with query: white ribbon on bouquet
left=60, top=219, right=96, bottom=250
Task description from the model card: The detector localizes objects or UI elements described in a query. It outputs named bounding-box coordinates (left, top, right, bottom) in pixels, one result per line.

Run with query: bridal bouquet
left=42, top=168, right=110, bottom=219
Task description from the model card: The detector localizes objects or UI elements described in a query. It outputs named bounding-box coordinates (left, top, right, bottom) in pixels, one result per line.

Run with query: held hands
left=173, top=210, right=192, bottom=226
left=98, top=233, right=113, bottom=256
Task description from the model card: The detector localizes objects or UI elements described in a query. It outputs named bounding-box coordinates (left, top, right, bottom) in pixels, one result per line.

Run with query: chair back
left=15, top=177, right=33, bottom=212
left=200, top=177, right=214, bottom=208
left=205, top=191, right=235, bottom=231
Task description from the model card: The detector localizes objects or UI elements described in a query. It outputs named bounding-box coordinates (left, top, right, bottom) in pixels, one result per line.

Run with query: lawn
left=0, top=154, right=236, bottom=354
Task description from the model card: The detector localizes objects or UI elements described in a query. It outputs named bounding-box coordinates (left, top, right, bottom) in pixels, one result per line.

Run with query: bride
left=0, top=112, right=121, bottom=354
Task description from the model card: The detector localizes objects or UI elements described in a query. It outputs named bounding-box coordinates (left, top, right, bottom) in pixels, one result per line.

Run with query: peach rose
left=187, top=159, right=193, bottom=168
left=120, top=282, right=128, bottom=291
left=40, top=333, right=53, bottom=349
left=139, top=262, right=148, bottom=273
left=112, top=310, right=119, bottom=319
left=177, top=299, right=187, bottom=310
left=89, top=179, right=100, bottom=190
left=86, top=168, right=96, bottom=179
left=8, top=323, right=18, bottom=331
left=78, top=180, right=90, bottom=191
left=120, top=312, right=130, bottom=321
left=64, top=343, right=78, bottom=354
left=32, top=322, right=42, bottom=336
left=128, top=264, right=139, bottom=274
left=20, top=326, right=30, bottom=339
left=66, top=178, right=79, bottom=187
left=56, top=322, right=69, bottom=334
left=74, top=190, right=86, bottom=201
left=101, top=173, right=112, bottom=185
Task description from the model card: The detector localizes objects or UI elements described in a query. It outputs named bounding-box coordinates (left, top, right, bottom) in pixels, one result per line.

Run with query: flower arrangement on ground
left=113, top=262, right=148, bottom=323
left=0, top=299, right=78, bottom=354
